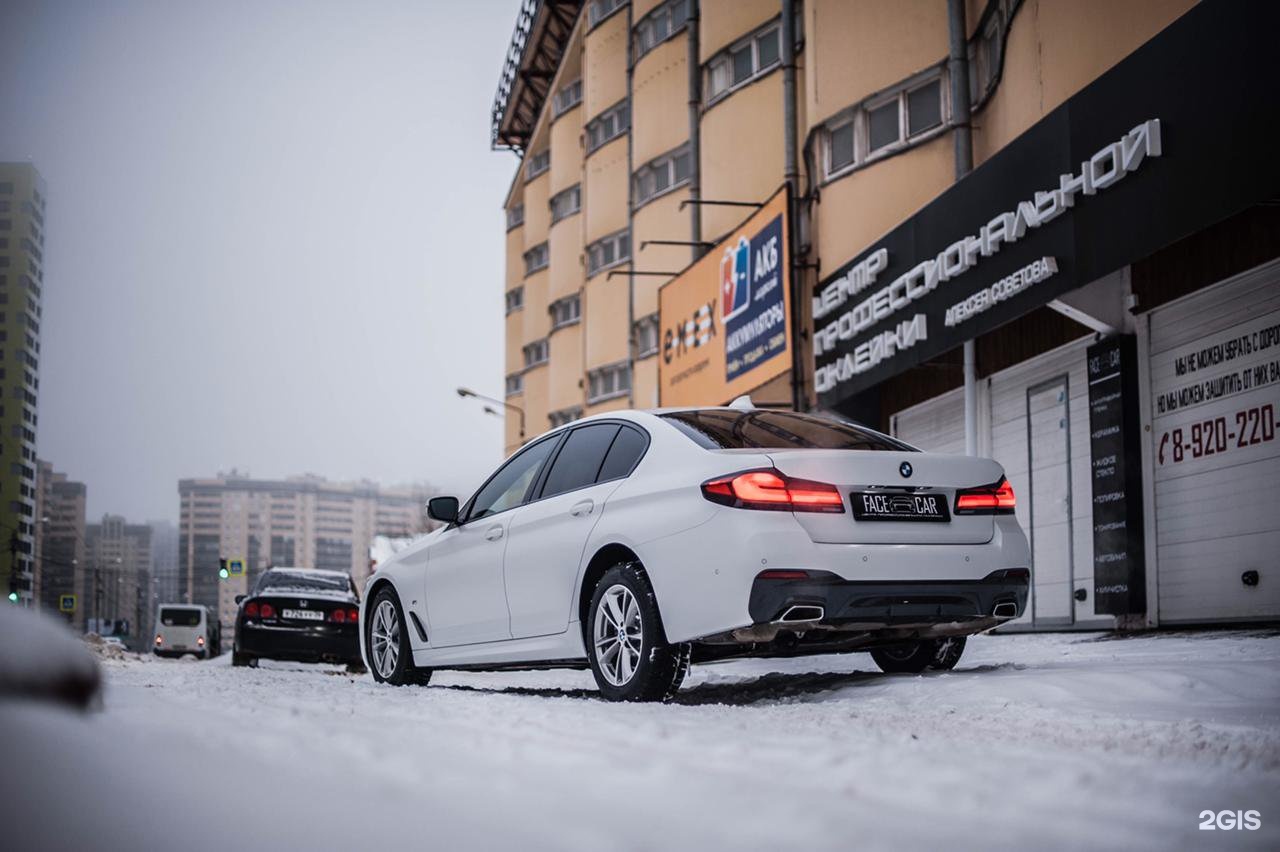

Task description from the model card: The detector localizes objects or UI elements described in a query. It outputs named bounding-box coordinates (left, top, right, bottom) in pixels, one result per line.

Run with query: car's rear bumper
left=153, top=648, right=206, bottom=659
left=747, top=568, right=1029, bottom=625
left=236, top=622, right=360, bottom=664
left=640, top=507, right=1032, bottom=644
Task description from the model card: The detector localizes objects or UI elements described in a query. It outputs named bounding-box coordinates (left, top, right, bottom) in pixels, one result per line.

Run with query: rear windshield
left=660, top=410, right=914, bottom=452
left=160, top=608, right=202, bottom=627
left=256, top=571, right=351, bottom=594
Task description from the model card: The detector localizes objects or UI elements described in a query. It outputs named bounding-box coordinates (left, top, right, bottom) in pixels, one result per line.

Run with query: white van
left=153, top=604, right=221, bottom=659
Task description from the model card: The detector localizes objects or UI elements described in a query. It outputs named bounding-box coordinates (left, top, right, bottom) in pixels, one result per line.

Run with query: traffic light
left=218, top=558, right=229, bottom=580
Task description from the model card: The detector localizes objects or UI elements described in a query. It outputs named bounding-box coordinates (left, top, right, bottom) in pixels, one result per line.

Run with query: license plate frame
left=281, top=608, right=324, bottom=621
left=851, top=491, right=951, bottom=523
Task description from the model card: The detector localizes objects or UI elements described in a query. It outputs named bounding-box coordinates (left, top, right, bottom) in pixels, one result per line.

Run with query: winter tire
left=231, top=651, right=255, bottom=668
left=929, top=636, right=966, bottom=670
left=587, top=563, right=689, bottom=702
left=367, top=587, right=432, bottom=687
left=870, top=639, right=941, bottom=674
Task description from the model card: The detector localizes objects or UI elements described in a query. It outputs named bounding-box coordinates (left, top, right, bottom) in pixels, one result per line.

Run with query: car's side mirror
left=234, top=595, right=245, bottom=605
left=427, top=496, right=460, bottom=524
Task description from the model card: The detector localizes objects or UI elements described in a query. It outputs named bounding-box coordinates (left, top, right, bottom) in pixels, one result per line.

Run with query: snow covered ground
left=2, top=630, right=1278, bottom=851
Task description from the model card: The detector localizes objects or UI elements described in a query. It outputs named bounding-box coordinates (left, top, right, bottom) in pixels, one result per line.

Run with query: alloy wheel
left=593, top=584, right=643, bottom=687
left=370, top=599, right=400, bottom=679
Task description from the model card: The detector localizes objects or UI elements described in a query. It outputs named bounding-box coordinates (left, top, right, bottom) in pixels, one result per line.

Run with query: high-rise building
left=0, top=162, right=45, bottom=604
left=33, top=460, right=88, bottom=630
left=491, top=1, right=1280, bottom=629
left=177, top=473, right=435, bottom=630
left=148, top=519, right=180, bottom=606
left=85, top=514, right=152, bottom=643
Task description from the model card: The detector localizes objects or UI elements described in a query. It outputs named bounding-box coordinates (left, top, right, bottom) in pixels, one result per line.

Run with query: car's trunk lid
left=765, top=449, right=1004, bottom=544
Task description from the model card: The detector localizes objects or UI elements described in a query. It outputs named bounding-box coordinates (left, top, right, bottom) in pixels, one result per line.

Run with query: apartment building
left=177, top=473, right=434, bottom=630
left=492, top=0, right=1280, bottom=628
left=33, top=459, right=88, bottom=630
left=85, top=514, right=152, bottom=642
left=0, top=162, right=46, bottom=604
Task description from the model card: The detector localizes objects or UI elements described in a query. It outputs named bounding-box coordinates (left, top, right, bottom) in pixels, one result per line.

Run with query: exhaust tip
left=778, top=604, right=825, bottom=623
left=992, top=601, right=1017, bottom=618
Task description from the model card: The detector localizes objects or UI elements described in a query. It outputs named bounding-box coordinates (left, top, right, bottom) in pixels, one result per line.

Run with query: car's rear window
left=256, top=571, right=351, bottom=594
left=160, top=608, right=202, bottom=627
left=660, top=410, right=914, bottom=452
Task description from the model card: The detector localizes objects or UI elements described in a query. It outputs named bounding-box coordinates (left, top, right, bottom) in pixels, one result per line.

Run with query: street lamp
left=457, top=387, right=525, bottom=441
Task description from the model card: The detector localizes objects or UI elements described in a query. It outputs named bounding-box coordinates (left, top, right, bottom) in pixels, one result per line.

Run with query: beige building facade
left=493, top=0, right=1200, bottom=456
left=177, top=473, right=434, bottom=630
left=492, top=1, right=1280, bottom=629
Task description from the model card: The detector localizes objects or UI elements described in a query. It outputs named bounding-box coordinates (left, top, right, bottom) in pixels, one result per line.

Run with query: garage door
left=1147, top=259, right=1280, bottom=623
left=988, top=336, right=1109, bottom=629
left=890, top=387, right=965, bottom=455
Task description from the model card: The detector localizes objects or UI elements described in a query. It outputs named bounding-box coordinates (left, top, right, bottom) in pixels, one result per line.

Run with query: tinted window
left=468, top=436, right=558, bottom=520
left=257, top=570, right=351, bottom=594
left=542, top=424, right=621, bottom=498
left=160, top=607, right=202, bottom=626
left=598, top=426, right=647, bottom=481
left=661, top=410, right=914, bottom=452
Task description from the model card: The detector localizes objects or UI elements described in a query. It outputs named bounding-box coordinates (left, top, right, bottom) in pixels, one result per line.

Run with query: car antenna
left=728, top=395, right=755, bottom=411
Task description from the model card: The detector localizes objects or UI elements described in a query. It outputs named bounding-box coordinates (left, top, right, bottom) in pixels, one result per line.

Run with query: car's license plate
left=851, top=491, right=950, bottom=522
left=282, top=608, right=324, bottom=621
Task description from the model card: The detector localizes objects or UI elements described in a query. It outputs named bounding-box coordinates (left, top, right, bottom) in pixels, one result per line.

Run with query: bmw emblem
left=899, top=461, right=913, bottom=479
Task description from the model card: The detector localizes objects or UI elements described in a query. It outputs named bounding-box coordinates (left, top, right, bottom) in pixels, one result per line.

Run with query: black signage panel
left=814, top=0, right=1280, bottom=410
left=1087, top=336, right=1146, bottom=615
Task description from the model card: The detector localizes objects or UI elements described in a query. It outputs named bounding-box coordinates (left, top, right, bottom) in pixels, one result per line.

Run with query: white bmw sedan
left=362, top=404, right=1030, bottom=701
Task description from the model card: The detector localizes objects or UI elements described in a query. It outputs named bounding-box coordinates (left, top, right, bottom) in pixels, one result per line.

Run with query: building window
left=523, top=338, right=549, bottom=368
left=549, top=294, right=581, bottom=329
left=505, top=373, right=524, bottom=397
left=553, top=79, right=583, bottom=117
left=822, top=68, right=949, bottom=180
left=634, top=0, right=690, bottom=60
left=549, top=184, right=582, bottom=223
left=525, top=149, right=550, bottom=181
left=634, top=314, right=659, bottom=358
left=633, top=144, right=691, bottom=208
left=586, top=230, right=631, bottom=276
left=523, top=242, right=549, bottom=275
left=548, top=407, right=583, bottom=428
left=585, top=100, right=629, bottom=154
left=706, top=22, right=782, bottom=103
left=505, top=285, right=524, bottom=315
left=589, top=0, right=627, bottom=28
left=970, top=10, right=1004, bottom=105
left=506, top=203, right=524, bottom=230
left=588, top=362, right=630, bottom=404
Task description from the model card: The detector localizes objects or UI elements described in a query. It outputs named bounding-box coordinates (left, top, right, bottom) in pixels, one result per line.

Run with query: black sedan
left=232, top=567, right=364, bottom=671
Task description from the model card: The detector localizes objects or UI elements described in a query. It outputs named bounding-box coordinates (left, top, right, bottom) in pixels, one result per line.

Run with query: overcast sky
left=0, top=0, right=522, bottom=522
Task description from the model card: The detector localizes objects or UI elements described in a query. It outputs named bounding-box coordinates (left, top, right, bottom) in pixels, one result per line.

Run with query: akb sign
left=813, top=118, right=1163, bottom=399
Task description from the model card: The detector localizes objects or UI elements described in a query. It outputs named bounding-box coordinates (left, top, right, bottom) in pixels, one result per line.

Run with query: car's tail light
left=260, top=603, right=276, bottom=619
left=329, top=608, right=360, bottom=624
left=196, top=635, right=205, bottom=647
left=154, top=634, right=163, bottom=646
left=955, top=478, right=1016, bottom=514
left=701, top=469, right=845, bottom=513
left=244, top=601, right=260, bottom=618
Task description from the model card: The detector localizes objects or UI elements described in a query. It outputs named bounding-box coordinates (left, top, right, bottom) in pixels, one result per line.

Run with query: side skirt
left=411, top=625, right=586, bottom=670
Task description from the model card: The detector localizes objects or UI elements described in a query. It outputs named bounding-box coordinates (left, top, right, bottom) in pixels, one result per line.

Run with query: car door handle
left=570, top=499, right=594, bottom=517
left=484, top=525, right=504, bottom=541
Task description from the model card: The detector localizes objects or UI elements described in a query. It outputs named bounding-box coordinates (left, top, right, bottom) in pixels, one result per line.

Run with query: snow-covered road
left=3, top=630, right=1278, bottom=851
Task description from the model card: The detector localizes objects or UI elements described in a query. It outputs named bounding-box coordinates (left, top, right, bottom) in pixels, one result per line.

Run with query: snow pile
left=0, top=605, right=101, bottom=709
left=82, top=633, right=128, bottom=661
